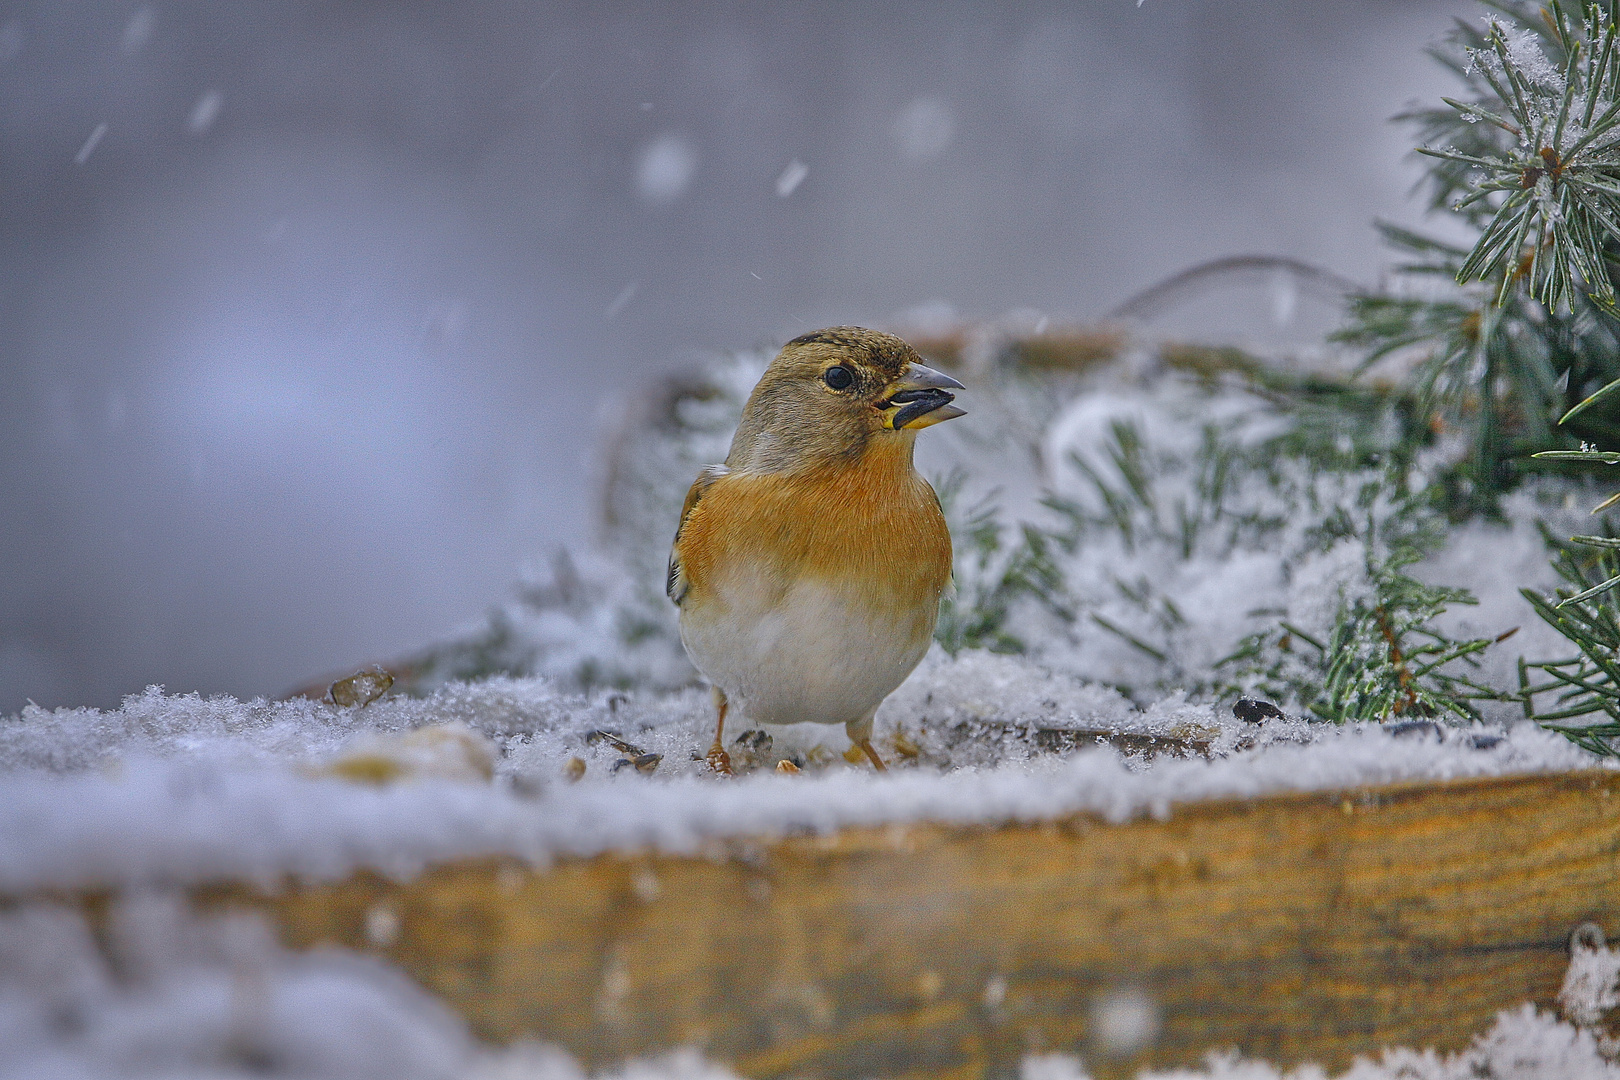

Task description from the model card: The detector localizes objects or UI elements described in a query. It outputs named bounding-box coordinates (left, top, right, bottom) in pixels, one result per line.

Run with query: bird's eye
left=823, top=365, right=853, bottom=390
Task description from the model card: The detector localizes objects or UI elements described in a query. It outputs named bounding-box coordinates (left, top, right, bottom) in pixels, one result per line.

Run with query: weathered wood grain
left=39, top=770, right=1620, bottom=1078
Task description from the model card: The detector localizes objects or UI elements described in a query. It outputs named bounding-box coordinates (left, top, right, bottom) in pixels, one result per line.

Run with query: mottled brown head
left=726, top=326, right=965, bottom=472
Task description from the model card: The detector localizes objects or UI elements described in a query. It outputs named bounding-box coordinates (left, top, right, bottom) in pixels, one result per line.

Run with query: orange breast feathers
left=675, top=447, right=952, bottom=624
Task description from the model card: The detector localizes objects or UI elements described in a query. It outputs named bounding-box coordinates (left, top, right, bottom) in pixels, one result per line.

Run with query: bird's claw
left=842, top=741, right=889, bottom=770
left=706, top=745, right=734, bottom=776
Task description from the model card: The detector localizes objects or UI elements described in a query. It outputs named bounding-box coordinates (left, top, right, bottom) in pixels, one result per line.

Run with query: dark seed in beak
left=887, top=387, right=957, bottom=429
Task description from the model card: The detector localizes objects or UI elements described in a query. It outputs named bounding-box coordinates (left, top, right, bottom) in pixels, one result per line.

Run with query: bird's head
left=727, top=326, right=965, bottom=472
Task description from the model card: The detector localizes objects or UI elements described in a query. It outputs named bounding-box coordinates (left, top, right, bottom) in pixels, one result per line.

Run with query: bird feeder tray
left=45, top=768, right=1620, bottom=1079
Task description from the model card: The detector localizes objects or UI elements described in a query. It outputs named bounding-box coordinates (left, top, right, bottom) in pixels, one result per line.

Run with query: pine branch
left=1522, top=523, right=1620, bottom=752
left=1217, top=520, right=1509, bottom=724
left=1423, top=5, right=1620, bottom=312
left=1336, top=5, right=1620, bottom=509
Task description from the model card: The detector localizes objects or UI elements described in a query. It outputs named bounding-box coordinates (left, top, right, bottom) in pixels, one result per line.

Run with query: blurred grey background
left=1, top=0, right=1471, bottom=711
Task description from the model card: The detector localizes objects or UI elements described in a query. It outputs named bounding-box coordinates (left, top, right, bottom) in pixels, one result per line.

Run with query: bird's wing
left=667, top=464, right=729, bottom=605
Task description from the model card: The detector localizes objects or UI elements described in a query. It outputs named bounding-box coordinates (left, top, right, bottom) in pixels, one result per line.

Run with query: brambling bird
left=666, top=327, right=965, bottom=773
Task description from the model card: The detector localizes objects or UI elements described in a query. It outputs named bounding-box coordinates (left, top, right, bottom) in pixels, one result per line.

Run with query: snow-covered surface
left=0, top=651, right=1604, bottom=894
left=5, top=893, right=1620, bottom=1080
left=6, top=631, right=1608, bottom=1079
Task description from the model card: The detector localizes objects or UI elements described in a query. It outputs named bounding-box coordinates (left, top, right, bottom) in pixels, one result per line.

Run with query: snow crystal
left=187, top=89, right=224, bottom=135
left=635, top=132, right=698, bottom=205
left=1089, top=987, right=1162, bottom=1058
left=894, top=95, right=956, bottom=159
left=1502, top=25, right=1565, bottom=92
left=120, top=6, right=154, bottom=56
left=74, top=123, right=108, bottom=166
left=774, top=158, right=808, bottom=197
left=1560, top=923, right=1620, bottom=1029
left=604, top=281, right=638, bottom=321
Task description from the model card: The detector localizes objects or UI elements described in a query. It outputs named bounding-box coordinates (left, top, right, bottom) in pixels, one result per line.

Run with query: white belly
left=679, top=578, right=932, bottom=727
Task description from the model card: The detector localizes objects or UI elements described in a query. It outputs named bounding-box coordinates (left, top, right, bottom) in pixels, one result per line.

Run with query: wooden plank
left=37, top=770, right=1620, bottom=1078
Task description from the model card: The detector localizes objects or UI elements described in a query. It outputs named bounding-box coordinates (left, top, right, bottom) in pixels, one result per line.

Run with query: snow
left=893, top=96, right=956, bottom=159
left=635, top=133, right=698, bottom=206
left=120, top=7, right=155, bottom=56
left=1467, top=21, right=1565, bottom=99
left=187, top=90, right=224, bottom=135
left=604, top=282, right=639, bottom=321
left=74, top=122, right=107, bottom=165
left=0, top=895, right=737, bottom=1080
left=1562, top=924, right=1620, bottom=1029
left=1024, top=1005, right=1620, bottom=1077
left=0, top=899, right=470, bottom=1080
left=774, top=159, right=807, bottom=197
left=1501, top=25, right=1564, bottom=92
left=0, top=660, right=1602, bottom=895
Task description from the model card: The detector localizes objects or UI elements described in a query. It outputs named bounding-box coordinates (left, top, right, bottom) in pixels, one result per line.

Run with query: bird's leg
left=846, top=713, right=887, bottom=772
left=706, top=686, right=733, bottom=775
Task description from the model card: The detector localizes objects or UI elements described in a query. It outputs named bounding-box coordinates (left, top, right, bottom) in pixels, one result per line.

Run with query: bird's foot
left=843, top=740, right=888, bottom=771
left=775, top=759, right=801, bottom=774
left=706, top=744, right=734, bottom=776
left=862, top=743, right=889, bottom=771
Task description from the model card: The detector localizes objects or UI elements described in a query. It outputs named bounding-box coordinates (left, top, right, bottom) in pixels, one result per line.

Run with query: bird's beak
left=880, top=362, right=966, bottom=430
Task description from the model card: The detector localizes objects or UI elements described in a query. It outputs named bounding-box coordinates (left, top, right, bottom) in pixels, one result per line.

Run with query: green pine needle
left=1425, top=5, right=1620, bottom=312
left=1521, top=526, right=1620, bottom=753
